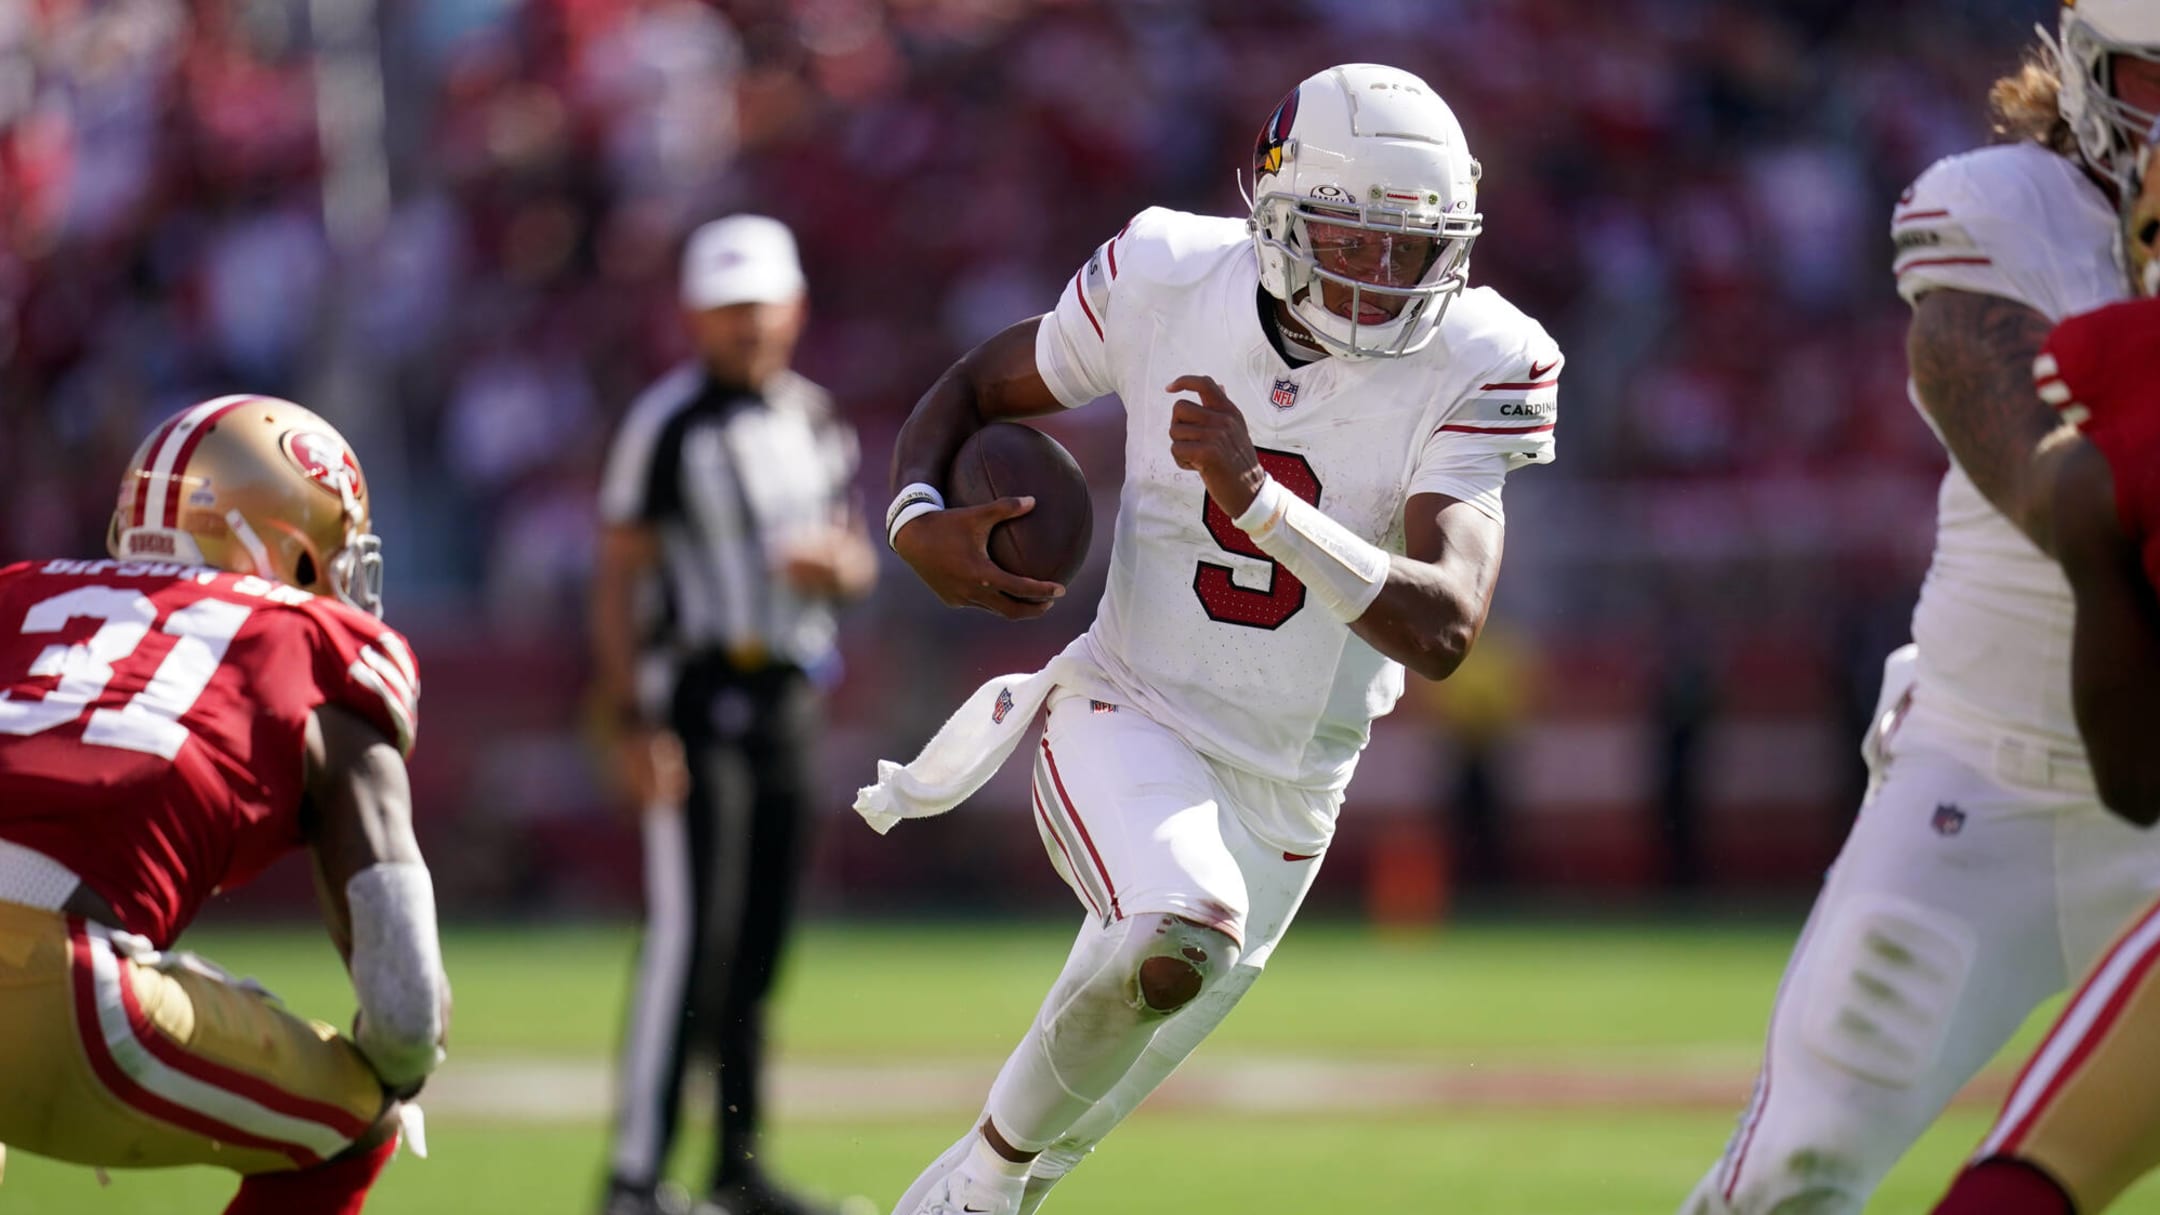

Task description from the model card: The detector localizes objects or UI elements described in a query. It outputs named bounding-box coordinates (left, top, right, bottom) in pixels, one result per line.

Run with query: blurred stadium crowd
left=0, top=0, right=2060, bottom=909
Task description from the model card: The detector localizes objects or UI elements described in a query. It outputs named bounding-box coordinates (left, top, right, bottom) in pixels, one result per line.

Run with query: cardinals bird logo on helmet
left=1254, top=89, right=1300, bottom=178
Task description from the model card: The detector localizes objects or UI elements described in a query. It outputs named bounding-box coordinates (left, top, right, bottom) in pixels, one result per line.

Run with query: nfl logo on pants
left=1270, top=378, right=1299, bottom=410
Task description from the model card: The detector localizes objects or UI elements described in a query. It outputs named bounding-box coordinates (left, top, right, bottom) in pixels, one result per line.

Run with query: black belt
left=680, top=643, right=799, bottom=681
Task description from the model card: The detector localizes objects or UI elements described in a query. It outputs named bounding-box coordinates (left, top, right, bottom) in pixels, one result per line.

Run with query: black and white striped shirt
left=598, top=364, right=858, bottom=674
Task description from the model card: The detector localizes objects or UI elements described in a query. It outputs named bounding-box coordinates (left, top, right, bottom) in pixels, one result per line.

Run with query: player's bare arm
left=591, top=522, right=687, bottom=809
left=889, top=316, right=1069, bottom=618
left=1166, top=374, right=1499, bottom=680
left=1908, top=289, right=2078, bottom=555
left=2053, top=434, right=2160, bottom=826
left=303, top=703, right=450, bottom=1097
left=1361, top=492, right=1503, bottom=680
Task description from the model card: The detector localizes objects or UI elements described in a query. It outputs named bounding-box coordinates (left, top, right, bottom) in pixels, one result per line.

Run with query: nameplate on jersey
left=1892, top=206, right=1987, bottom=279
left=1444, top=359, right=1560, bottom=438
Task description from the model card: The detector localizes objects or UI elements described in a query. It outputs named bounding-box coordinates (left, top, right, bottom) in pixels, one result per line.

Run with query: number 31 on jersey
left=0, top=587, right=254, bottom=761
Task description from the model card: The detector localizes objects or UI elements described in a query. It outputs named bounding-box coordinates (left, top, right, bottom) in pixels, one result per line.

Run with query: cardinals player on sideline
left=1930, top=128, right=2160, bottom=1215
left=1684, top=5, right=2160, bottom=1213
left=0, top=396, right=449, bottom=1214
left=856, top=63, right=1561, bottom=1215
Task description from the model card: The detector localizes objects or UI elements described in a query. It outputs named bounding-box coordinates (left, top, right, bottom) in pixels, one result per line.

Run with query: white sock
left=967, top=1133, right=1034, bottom=1183
left=982, top=921, right=1163, bottom=1148
left=984, top=1014, right=1148, bottom=1149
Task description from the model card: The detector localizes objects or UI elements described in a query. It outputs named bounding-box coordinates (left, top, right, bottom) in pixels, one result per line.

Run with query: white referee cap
left=680, top=215, right=805, bottom=310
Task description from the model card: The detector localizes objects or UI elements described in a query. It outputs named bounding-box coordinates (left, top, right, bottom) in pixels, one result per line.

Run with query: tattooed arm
left=1907, top=289, right=2083, bottom=557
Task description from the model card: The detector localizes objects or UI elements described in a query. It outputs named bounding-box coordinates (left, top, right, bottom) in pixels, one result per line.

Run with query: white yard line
left=418, top=1056, right=2015, bottom=1123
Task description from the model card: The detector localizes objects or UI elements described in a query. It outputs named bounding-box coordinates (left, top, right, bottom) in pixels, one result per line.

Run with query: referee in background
left=592, top=215, right=875, bottom=1215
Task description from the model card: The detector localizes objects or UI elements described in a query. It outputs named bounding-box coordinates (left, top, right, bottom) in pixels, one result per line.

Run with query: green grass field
left=7, top=918, right=2160, bottom=1214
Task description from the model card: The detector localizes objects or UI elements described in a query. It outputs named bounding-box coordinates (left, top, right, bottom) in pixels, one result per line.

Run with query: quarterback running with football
left=1931, top=130, right=2160, bottom=1215
left=1684, top=6, right=2160, bottom=1213
left=0, top=397, right=450, bottom=1213
left=858, top=64, right=1561, bottom=1215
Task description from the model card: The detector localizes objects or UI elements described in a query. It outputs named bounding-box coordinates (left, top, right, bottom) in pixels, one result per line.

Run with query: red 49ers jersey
left=0, top=560, right=419, bottom=946
left=2038, top=297, right=2160, bottom=595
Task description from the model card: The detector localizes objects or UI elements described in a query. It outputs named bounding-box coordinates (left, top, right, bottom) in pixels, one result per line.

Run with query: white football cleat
left=908, top=1168, right=1022, bottom=1215
left=890, top=1133, right=973, bottom=1215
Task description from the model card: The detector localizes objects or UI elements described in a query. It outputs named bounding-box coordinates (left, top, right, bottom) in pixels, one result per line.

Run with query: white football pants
left=1684, top=647, right=2160, bottom=1215
left=976, top=691, right=1327, bottom=1207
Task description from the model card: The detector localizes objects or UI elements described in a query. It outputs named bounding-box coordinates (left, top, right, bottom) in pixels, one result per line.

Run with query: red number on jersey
left=0, top=586, right=253, bottom=760
left=1192, top=448, right=1322, bottom=630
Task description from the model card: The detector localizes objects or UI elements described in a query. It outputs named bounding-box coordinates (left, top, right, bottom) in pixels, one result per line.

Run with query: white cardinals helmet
left=1245, top=64, right=1482, bottom=360
left=2053, top=0, right=2160, bottom=195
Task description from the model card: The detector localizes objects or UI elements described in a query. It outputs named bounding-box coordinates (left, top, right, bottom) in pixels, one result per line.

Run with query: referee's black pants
left=609, top=658, right=818, bottom=1193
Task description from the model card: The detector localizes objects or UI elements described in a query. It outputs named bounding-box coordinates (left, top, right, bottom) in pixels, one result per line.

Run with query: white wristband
left=1233, top=475, right=1390, bottom=622
left=885, top=482, right=945, bottom=551
left=1232, top=476, right=1290, bottom=533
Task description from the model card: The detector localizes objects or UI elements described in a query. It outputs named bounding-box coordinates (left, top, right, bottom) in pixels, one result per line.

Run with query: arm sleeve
left=1893, top=155, right=2069, bottom=317
left=346, top=861, right=447, bottom=1090
left=312, top=606, right=421, bottom=757
left=1407, top=339, right=1562, bottom=521
left=1034, top=223, right=1131, bottom=409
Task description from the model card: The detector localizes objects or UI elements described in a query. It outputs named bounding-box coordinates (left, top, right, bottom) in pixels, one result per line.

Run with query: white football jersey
left=1892, top=143, right=2127, bottom=756
left=1032, top=207, right=1559, bottom=848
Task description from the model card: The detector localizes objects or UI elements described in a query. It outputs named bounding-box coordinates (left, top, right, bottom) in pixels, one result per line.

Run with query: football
left=946, top=422, right=1094, bottom=588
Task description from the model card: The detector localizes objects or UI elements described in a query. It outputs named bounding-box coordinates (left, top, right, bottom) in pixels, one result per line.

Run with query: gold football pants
left=0, top=900, right=385, bottom=1175
left=1979, top=894, right=2160, bottom=1211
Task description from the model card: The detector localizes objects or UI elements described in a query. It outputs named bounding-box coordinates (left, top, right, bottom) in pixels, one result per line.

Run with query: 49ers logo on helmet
left=1254, top=88, right=1299, bottom=178
left=282, top=430, right=363, bottom=501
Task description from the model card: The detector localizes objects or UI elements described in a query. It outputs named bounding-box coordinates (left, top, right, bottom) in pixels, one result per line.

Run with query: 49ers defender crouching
left=0, top=395, right=450, bottom=1213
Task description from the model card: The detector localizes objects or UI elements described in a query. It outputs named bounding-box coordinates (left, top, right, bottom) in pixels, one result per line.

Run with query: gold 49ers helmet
left=107, top=395, right=385, bottom=615
left=2129, top=117, right=2160, bottom=295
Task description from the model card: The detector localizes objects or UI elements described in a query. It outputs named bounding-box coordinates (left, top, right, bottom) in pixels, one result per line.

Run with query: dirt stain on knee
left=1761, top=1149, right=1859, bottom=1215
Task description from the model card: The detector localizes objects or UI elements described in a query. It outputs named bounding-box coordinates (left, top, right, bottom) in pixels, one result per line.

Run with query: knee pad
left=1118, top=913, right=1238, bottom=1014
left=1796, top=894, right=1977, bottom=1089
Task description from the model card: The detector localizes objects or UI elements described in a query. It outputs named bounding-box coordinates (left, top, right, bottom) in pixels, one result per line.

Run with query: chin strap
left=224, top=511, right=274, bottom=577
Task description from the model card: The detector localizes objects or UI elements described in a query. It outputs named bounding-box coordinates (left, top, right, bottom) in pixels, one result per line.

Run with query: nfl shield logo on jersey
left=1931, top=803, right=1966, bottom=837
left=992, top=687, right=1015, bottom=725
left=1270, top=378, right=1299, bottom=410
